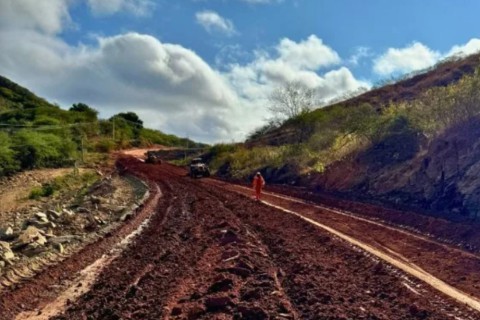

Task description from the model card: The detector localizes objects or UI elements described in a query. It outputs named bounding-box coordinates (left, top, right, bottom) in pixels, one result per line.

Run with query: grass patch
left=28, top=170, right=100, bottom=200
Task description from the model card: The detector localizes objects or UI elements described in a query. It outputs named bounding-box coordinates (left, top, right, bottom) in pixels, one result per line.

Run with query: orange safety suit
left=252, top=175, right=265, bottom=200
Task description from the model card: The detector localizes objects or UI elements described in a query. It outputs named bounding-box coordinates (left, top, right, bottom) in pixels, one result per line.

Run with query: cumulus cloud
left=87, top=0, right=155, bottom=16
left=373, top=39, right=480, bottom=77
left=0, top=0, right=71, bottom=34
left=225, top=35, right=364, bottom=104
left=373, top=42, right=441, bottom=76
left=195, top=10, right=237, bottom=36
left=447, top=38, right=480, bottom=57
left=0, top=31, right=239, bottom=142
left=0, top=2, right=367, bottom=142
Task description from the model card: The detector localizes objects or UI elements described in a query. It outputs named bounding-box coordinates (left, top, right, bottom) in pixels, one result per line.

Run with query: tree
left=269, top=81, right=318, bottom=121
left=114, top=112, right=143, bottom=128
left=70, top=103, right=99, bottom=122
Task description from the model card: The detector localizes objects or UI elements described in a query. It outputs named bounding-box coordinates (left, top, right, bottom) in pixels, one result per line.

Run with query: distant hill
left=0, top=75, right=54, bottom=112
left=0, top=75, right=205, bottom=176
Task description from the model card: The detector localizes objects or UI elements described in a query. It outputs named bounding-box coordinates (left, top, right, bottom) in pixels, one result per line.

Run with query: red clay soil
left=1, top=158, right=479, bottom=319
left=266, top=184, right=480, bottom=253
left=209, top=180, right=480, bottom=303
left=46, top=159, right=478, bottom=319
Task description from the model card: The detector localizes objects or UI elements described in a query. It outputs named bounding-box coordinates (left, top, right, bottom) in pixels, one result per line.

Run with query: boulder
left=238, top=306, right=268, bottom=320
left=119, top=212, right=134, bottom=222
left=47, top=209, right=62, bottom=220
left=17, top=226, right=47, bottom=246
left=22, top=242, right=47, bottom=257
left=62, top=209, right=75, bottom=217
left=219, top=230, right=240, bottom=246
left=0, top=227, right=15, bottom=241
left=49, top=235, right=81, bottom=244
left=0, top=241, right=14, bottom=261
left=90, top=196, right=102, bottom=205
left=205, top=296, right=233, bottom=311
left=77, top=207, right=91, bottom=214
left=34, top=212, right=48, bottom=220
left=29, top=219, right=56, bottom=230
left=53, top=243, right=64, bottom=254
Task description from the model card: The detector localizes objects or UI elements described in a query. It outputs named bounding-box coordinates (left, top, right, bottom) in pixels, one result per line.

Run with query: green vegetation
left=0, top=75, right=204, bottom=178
left=29, top=171, right=99, bottom=200
left=210, top=66, right=480, bottom=180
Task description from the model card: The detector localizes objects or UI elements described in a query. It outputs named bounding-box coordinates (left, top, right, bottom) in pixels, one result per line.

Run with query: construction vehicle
left=189, top=158, right=210, bottom=178
left=145, top=151, right=163, bottom=164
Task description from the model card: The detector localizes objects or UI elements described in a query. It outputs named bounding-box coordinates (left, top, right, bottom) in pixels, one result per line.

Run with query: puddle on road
left=15, top=186, right=160, bottom=320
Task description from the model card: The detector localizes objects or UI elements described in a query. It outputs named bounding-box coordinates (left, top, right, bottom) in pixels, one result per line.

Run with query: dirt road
left=2, top=157, right=480, bottom=319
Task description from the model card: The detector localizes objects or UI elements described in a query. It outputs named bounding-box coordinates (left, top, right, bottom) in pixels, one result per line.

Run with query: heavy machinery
left=189, top=158, right=210, bottom=178
left=145, top=151, right=163, bottom=164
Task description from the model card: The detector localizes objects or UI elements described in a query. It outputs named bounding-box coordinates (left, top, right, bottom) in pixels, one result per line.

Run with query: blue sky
left=0, top=0, right=479, bottom=142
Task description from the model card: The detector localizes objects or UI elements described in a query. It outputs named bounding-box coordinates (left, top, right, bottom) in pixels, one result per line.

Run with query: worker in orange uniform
left=252, top=172, right=265, bottom=201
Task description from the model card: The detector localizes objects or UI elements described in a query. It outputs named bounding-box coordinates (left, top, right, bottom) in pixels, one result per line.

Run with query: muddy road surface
left=2, top=157, right=480, bottom=319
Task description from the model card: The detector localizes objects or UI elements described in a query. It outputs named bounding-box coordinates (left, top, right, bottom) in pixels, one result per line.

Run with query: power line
left=0, top=121, right=99, bottom=130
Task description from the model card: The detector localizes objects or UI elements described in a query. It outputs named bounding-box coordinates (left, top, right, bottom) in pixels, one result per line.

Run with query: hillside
left=0, top=75, right=203, bottom=176
left=250, top=52, right=480, bottom=146
left=208, top=53, right=480, bottom=221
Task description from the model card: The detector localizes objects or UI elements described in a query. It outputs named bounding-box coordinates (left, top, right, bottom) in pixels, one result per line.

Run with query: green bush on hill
left=13, top=130, right=77, bottom=169
left=0, top=132, right=20, bottom=176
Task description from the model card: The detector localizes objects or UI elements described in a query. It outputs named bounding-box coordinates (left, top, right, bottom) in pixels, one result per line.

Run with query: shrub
left=94, top=138, right=116, bottom=153
left=13, top=130, right=77, bottom=169
left=0, top=132, right=20, bottom=176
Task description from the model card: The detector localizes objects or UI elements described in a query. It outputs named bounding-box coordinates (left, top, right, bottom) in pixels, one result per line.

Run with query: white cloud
left=276, top=35, right=341, bottom=69
left=447, top=38, right=480, bottom=57
left=195, top=10, right=237, bottom=36
left=373, top=39, right=480, bottom=77
left=87, top=0, right=155, bottom=16
left=0, top=31, right=240, bottom=142
left=348, top=46, right=372, bottom=66
left=225, top=35, right=367, bottom=109
left=0, top=0, right=71, bottom=34
left=373, top=42, right=441, bottom=76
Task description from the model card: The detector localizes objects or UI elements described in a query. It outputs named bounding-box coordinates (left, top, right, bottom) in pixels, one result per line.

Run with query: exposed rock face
left=315, top=117, right=480, bottom=220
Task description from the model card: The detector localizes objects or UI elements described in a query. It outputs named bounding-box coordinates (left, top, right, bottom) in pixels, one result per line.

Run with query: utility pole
left=184, top=134, right=189, bottom=161
left=112, top=117, right=115, bottom=141
left=81, top=136, right=85, bottom=163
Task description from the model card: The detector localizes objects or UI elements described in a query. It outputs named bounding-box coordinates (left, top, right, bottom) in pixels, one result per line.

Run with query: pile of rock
left=0, top=208, right=81, bottom=272
left=0, top=176, right=140, bottom=275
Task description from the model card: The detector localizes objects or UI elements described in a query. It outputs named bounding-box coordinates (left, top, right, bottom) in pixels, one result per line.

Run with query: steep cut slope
left=315, top=116, right=480, bottom=220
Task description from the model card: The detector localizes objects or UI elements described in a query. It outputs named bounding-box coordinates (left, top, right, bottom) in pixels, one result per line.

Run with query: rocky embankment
left=0, top=173, right=147, bottom=287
